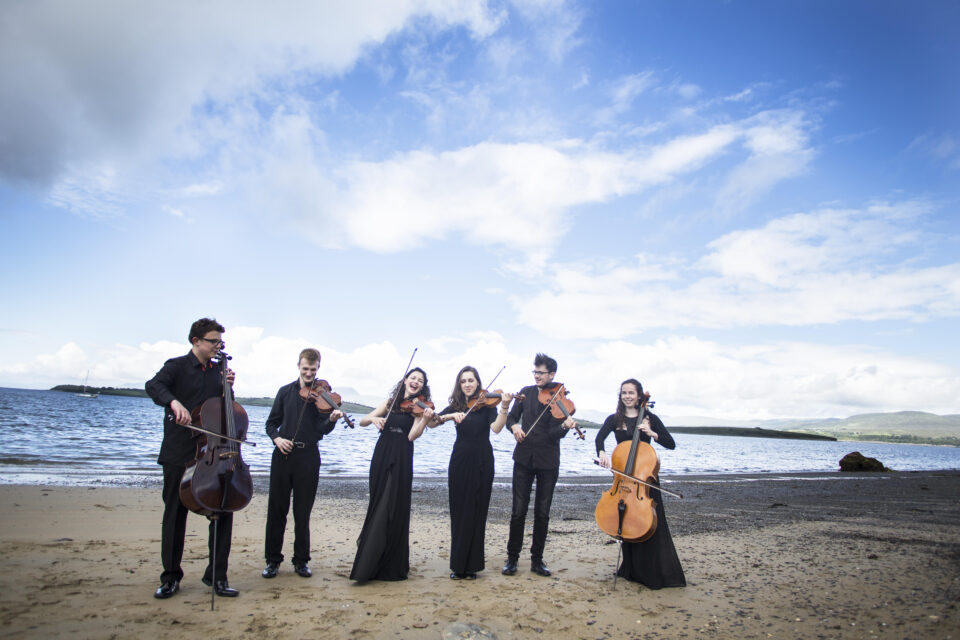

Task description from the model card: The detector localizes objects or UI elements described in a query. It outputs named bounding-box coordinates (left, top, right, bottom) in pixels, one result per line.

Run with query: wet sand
left=0, top=471, right=957, bottom=639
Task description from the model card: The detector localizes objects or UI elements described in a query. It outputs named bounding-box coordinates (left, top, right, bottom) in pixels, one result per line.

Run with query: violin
left=399, top=395, right=459, bottom=425
left=399, top=395, right=434, bottom=414
left=299, top=379, right=355, bottom=428
left=536, top=383, right=585, bottom=440
left=594, top=392, right=666, bottom=543
left=179, top=346, right=253, bottom=518
left=466, top=389, right=525, bottom=410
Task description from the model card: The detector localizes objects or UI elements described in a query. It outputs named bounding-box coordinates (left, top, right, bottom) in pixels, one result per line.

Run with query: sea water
left=1, top=387, right=957, bottom=486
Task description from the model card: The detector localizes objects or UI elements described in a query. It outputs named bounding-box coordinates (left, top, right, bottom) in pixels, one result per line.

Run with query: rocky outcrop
left=839, top=451, right=890, bottom=472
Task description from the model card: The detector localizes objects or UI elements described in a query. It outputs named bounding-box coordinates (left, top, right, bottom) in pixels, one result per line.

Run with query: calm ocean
left=1, top=387, right=958, bottom=487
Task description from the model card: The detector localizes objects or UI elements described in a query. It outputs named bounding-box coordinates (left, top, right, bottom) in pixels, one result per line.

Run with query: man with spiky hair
left=145, top=317, right=239, bottom=599
left=502, top=353, right=578, bottom=578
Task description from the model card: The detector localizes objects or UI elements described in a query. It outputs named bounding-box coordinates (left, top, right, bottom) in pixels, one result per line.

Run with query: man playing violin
left=262, top=348, right=343, bottom=579
left=502, top=353, right=578, bottom=578
left=145, top=317, right=238, bottom=599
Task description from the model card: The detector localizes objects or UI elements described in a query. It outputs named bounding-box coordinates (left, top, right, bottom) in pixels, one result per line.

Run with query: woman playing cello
left=595, top=379, right=685, bottom=589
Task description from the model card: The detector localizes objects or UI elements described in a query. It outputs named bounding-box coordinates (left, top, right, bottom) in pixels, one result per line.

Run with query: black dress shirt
left=595, top=412, right=675, bottom=456
left=145, top=351, right=224, bottom=465
left=505, top=384, right=569, bottom=469
left=265, top=380, right=337, bottom=447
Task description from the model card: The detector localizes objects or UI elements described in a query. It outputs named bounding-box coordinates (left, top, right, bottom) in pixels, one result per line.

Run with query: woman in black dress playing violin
left=350, top=367, right=434, bottom=582
left=596, top=379, right=685, bottom=589
left=436, top=366, right=512, bottom=579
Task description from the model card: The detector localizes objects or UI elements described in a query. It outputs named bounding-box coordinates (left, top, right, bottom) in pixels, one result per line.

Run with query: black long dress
left=595, top=412, right=686, bottom=589
left=350, top=411, right=415, bottom=582
left=440, top=404, right=497, bottom=575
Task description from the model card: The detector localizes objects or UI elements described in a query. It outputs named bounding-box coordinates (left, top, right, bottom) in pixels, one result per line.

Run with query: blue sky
left=1, top=0, right=958, bottom=422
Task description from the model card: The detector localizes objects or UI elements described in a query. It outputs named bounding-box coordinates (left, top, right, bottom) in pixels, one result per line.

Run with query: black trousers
left=506, top=460, right=559, bottom=562
left=160, top=464, right=232, bottom=584
left=265, top=446, right=320, bottom=565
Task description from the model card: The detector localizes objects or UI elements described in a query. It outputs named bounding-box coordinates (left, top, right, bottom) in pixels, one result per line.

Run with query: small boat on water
left=76, top=371, right=99, bottom=399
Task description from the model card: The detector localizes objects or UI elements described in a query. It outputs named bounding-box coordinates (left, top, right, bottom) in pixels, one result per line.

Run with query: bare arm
left=359, top=399, right=389, bottom=431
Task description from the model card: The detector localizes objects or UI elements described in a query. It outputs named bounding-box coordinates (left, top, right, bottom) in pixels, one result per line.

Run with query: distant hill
left=49, top=385, right=959, bottom=445
left=778, top=411, right=960, bottom=446
left=51, top=385, right=148, bottom=397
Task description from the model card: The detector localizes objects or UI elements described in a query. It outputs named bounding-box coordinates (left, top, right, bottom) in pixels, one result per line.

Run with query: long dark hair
left=614, top=378, right=645, bottom=430
left=448, top=365, right=483, bottom=412
left=387, top=367, right=431, bottom=414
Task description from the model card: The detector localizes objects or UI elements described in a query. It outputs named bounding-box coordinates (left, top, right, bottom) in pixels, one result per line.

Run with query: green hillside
left=782, top=411, right=960, bottom=446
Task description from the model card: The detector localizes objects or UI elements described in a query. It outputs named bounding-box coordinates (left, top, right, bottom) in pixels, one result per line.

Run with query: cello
left=594, top=391, right=662, bottom=543
left=179, top=345, right=253, bottom=517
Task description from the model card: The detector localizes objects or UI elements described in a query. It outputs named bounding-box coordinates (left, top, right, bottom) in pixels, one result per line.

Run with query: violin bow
left=385, top=347, right=418, bottom=417
left=523, top=383, right=565, bottom=436
left=459, top=365, right=506, bottom=422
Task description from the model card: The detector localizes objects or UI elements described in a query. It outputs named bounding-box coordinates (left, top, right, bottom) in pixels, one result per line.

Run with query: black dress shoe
left=153, top=580, right=179, bottom=599
left=450, top=572, right=465, bottom=580
left=501, top=559, right=518, bottom=576
left=262, top=562, right=279, bottom=579
left=202, top=576, right=239, bottom=597
left=293, top=563, right=312, bottom=578
left=531, top=560, right=551, bottom=577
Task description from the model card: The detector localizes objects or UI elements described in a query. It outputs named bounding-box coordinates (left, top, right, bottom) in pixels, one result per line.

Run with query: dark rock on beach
left=838, top=451, right=889, bottom=472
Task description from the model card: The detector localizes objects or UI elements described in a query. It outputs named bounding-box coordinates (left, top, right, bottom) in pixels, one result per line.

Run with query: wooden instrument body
left=179, top=361, right=253, bottom=517
left=594, top=440, right=659, bottom=542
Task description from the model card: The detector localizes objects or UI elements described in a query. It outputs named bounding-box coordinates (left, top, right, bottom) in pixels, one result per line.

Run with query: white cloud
left=4, top=325, right=959, bottom=419
left=513, top=200, right=960, bottom=338
left=252, top=107, right=811, bottom=265
left=595, top=71, right=658, bottom=125
left=907, top=131, right=960, bottom=170
left=0, top=0, right=505, bottom=186
left=573, top=337, right=960, bottom=419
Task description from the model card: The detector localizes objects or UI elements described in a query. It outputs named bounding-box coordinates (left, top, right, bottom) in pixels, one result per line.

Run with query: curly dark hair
left=188, top=317, right=225, bottom=343
left=387, top=367, right=431, bottom=414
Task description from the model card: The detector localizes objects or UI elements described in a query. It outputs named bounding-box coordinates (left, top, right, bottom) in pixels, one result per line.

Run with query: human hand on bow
left=170, top=400, right=191, bottom=425
left=511, top=424, right=526, bottom=443
left=597, top=450, right=611, bottom=468
left=369, top=417, right=387, bottom=431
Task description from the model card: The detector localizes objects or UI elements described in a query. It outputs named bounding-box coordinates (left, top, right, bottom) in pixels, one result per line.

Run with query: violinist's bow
left=385, top=347, right=418, bottom=416
left=523, top=384, right=564, bottom=436
left=459, top=365, right=506, bottom=422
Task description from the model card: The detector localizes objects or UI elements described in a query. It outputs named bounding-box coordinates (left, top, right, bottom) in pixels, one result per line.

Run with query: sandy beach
left=0, top=471, right=957, bottom=639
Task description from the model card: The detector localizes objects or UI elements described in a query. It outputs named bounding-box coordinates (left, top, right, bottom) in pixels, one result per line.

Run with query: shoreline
left=0, top=472, right=958, bottom=638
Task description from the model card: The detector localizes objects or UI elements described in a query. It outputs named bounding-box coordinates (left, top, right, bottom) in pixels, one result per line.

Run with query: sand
left=0, top=471, right=957, bottom=639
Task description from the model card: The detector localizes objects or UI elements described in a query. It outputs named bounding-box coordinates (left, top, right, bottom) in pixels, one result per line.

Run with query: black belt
left=387, top=427, right=405, bottom=434
left=293, top=441, right=305, bottom=448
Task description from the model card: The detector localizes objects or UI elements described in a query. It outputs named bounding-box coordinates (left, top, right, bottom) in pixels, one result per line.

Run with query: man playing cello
left=145, top=317, right=239, bottom=598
